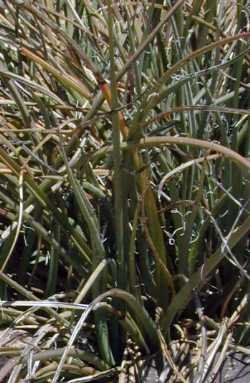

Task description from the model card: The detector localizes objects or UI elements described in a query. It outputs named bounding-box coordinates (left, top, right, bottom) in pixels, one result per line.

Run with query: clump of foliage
left=0, top=0, right=249, bottom=381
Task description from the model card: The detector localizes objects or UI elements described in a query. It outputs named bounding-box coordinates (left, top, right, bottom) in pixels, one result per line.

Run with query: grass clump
left=0, top=0, right=249, bottom=381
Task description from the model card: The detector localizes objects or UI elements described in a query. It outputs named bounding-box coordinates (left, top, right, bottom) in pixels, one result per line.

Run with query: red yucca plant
left=0, top=0, right=249, bottom=381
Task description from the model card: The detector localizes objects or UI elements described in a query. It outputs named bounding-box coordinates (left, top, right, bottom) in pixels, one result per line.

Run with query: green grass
left=0, top=0, right=249, bottom=381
